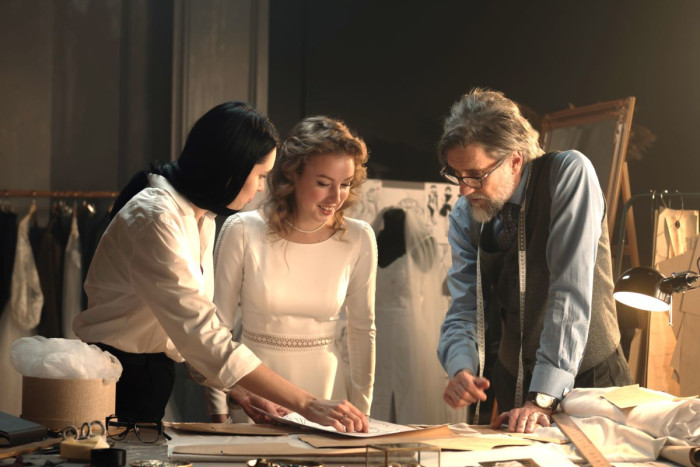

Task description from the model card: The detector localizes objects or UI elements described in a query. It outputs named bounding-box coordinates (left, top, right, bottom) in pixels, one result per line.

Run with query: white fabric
left=210, top=210, right=377, bottom=415
left=561, top=387, right=700, bottom=444
left=372, top=207, right=467, bottom=425
left=653, top=206, right=699, bottom=266
left=0, top=211, right=43, bottom=415
left=73, top=174, right=261, bottom=391
left=61, top=210, right=82, bottom=339
left=9, top=212, right=44, bottom=331
left=537, top=415, right=667, bottom=463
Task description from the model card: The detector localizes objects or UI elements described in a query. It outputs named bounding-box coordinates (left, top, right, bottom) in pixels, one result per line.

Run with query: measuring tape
left=552, top=412, right=612, bottom=467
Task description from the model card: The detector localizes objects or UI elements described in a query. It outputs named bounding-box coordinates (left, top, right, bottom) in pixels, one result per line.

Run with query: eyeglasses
left=105, top=415, right=171, bottom=443
left=440, top=157, right=507, bottom=188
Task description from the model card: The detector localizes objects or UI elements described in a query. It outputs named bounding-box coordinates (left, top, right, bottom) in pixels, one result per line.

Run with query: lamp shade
left=613, top=266, right=671, bottom=312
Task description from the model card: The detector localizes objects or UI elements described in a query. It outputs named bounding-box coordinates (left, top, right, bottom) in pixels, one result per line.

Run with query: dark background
left=268, top=0, right=700, bottom=268
left=3, top=0, right=700, bottom=267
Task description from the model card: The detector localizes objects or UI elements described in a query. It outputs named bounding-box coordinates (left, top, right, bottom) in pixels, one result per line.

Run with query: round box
left=21, top=376, right=115, bottom=430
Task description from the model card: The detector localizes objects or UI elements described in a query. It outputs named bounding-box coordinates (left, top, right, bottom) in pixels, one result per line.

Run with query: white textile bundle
left=10, top=336, right=122, bottom=381
left=561, top=387, right=700, bottom=444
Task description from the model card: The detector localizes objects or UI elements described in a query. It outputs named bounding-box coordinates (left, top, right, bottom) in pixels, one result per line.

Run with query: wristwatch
left=526, top=392, right=559, bottom=410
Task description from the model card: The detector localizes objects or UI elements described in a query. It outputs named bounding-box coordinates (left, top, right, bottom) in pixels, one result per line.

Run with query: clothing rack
left=2, top=189, right=119, bottom=199
left=614, top=190, right=700, bottom=278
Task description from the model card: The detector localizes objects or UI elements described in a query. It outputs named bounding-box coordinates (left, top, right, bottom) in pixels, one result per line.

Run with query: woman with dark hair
left=209, top=116, right=376, bottom=424
left=73, top=103, right=368, bottom=433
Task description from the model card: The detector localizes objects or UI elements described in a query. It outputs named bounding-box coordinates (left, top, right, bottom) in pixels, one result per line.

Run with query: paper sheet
left=602, top=384, right=680, bottom=409
left=253, top=407, right=415, bottom=437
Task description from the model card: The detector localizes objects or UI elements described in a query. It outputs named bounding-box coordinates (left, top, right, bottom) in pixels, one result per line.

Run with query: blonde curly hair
left=263, top=116, right=369, bottom=236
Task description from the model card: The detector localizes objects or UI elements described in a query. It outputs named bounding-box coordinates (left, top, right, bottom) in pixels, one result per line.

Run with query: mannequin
left=371, top=207, right=466, bottom=424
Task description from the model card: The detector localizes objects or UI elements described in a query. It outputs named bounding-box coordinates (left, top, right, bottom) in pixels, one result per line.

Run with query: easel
left=540, top=97, right=645, bottom=382
left=540, top=97, right=640, bottom=270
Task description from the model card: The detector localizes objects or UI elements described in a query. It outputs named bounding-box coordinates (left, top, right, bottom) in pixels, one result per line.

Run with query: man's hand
left=227, top=386, right=290, bottom=423
left=443, top=369, right=490, bottom=408
left=301, top=398, right=369, bottom=433
left=491, top=401, right=552, bottom=433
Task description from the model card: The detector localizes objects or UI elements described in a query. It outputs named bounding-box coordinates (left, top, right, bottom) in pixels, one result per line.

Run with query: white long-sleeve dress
left=209, top=210, right=377, bottom=415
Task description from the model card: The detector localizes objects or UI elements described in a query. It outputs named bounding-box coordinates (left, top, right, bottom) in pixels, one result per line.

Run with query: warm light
left=613, top=267, right=672, bottom=312
left=613, top=291, right=670, bottom=312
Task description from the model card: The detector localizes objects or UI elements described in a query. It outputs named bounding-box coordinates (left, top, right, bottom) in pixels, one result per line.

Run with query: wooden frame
left=540, top=97, right=636, bottom=238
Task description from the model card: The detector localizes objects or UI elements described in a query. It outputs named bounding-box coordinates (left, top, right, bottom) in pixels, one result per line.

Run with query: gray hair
left=437, top=88, right=543, bottom=165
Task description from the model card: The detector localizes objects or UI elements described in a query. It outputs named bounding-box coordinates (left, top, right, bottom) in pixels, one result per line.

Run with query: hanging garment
left=77, top=203, right=110, bottom=309
left=372, top=207, right=467, bottom=425
left=62, top=209, right=82, bottom=338
left=653, top=206, right=699, bottom=266
left=0, top=212, right=44, bottom=415
left=0, top=211, right=18, bottom=317
left=650, top=206, right=700, bottom=396
left=36, top=205, right=69, bottom=338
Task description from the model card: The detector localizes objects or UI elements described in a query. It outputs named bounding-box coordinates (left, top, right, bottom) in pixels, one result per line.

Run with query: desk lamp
left=614, top=257, right=700, bottom=318
left=613, top=259, right=700, bottom=388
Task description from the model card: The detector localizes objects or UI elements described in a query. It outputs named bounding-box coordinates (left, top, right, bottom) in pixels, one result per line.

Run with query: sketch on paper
left=349, top=178, right=455, bottom=297
left=252, top=406, right=414, bottom=438
left=346, top=179, right=382, bottom=225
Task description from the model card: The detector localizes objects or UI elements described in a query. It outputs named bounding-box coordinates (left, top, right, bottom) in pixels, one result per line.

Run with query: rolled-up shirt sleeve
left=530, top=151, right=605, bottom=399
left=129, top=206, right=260, bottom=391
left=437, top=197, right=480, bottom=378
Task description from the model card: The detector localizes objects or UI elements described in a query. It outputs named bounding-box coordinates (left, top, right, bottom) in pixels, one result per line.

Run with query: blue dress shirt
left=437, top=150, right=606, bottom=400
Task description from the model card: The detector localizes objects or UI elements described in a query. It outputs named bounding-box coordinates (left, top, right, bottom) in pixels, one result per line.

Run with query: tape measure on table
left=551, top=412, right=612, bottom=467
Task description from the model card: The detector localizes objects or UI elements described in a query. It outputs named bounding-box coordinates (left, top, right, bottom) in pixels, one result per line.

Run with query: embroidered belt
left=242, top=329, right=335, bottom=349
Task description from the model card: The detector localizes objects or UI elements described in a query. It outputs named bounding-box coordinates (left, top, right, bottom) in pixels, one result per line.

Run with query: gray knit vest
left=469, top=153, right=621, bottom=378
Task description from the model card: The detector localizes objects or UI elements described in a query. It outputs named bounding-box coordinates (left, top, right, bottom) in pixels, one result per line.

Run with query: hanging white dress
left=208, top=210, right=377, bottom=416
left=62, top=209, right=82, bottom=339
left=371, top=208, right=467, bottom=425
left=0, top=211, right=43, bottom=415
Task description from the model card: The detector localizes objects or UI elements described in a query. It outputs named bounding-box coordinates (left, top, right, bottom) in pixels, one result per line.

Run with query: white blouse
left=73, top=174, right=261, bottom=391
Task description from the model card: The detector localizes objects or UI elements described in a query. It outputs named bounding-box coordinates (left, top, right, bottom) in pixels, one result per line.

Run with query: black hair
left=110, top=101, right=279, bottom=219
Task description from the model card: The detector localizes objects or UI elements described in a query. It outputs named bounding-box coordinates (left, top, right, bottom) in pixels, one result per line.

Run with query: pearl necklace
left=286, top=219, right=327, bottom=234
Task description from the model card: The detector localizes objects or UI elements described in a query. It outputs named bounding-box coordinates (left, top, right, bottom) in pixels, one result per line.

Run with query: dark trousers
left=493, top=345, right=632, bottom=412
left=95, top=343, right=175, bottom=422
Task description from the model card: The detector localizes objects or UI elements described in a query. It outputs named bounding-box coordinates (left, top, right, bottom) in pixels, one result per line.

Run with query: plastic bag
left=10, top=336, right=122, bottom=381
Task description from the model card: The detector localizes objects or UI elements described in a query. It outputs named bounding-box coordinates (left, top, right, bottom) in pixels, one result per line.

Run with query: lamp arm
left=660, top=271, right=700, bottom=294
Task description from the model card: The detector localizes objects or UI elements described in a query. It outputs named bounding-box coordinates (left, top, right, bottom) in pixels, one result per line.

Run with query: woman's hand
left=228, top=386, right=290, bottom=423
left=236, top=364, right=368, bottom=432
left=301, top=399, right=369, bottom=433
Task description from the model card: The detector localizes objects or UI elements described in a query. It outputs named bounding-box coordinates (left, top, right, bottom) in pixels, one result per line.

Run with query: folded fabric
left=561, top=387, right=700, bottom=444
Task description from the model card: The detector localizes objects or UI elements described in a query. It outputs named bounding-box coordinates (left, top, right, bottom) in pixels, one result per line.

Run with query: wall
left=268, top=0, right=700, bottom=267
left=0, top=0, right=268, bottom=420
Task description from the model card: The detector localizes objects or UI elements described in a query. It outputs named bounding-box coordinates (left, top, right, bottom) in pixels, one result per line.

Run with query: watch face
left=536, top=393, right=555, bottom=408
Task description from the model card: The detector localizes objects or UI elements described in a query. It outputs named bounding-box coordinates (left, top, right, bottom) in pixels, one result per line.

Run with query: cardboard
left=657, top=239, right=700, bottom=397
left=21, top=376, right=115, bottom=430
left=173, top=442, right=414, bottom=461
left=298, top=425, right=453, bottom=448
left=164, top=422, right=301, bottom=436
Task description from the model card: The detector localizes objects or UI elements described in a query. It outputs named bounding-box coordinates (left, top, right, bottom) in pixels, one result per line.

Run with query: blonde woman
left=74, top=103, right=367, bottom=433
left=208, top=116, right=377, bottom=422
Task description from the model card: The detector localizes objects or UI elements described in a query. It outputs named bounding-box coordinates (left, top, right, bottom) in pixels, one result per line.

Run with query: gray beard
left=468, top=198, right=506, bottom=224
left=466, top=172, right=518, bottom=224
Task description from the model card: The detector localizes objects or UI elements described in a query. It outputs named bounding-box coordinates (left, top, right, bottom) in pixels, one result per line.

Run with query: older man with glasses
left=436, top=88, right=631, bottom=434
